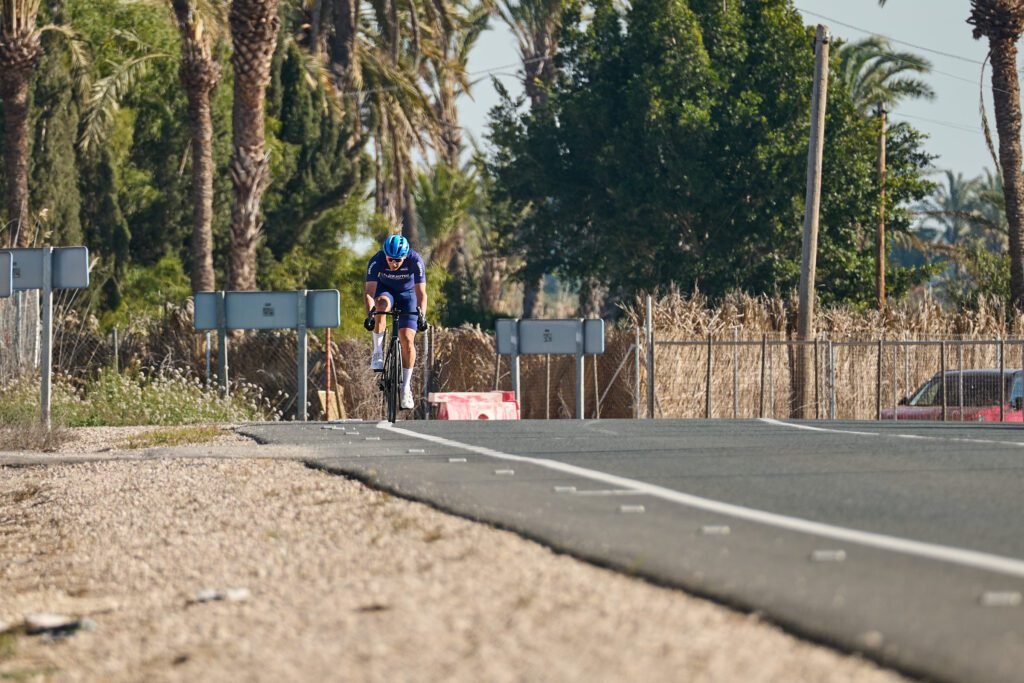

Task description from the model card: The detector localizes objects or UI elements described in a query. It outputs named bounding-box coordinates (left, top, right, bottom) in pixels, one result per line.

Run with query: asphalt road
left=240, top=418, right=1024, bottom=683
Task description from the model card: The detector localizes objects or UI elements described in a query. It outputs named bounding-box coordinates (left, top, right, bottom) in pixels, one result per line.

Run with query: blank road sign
left=0, top=251, right=11, bottom=297
left=7, top=247, right=89, bottom=290
left=518, top=319, right=581, bottom=355
left=193, top=289, right=340, bottom=331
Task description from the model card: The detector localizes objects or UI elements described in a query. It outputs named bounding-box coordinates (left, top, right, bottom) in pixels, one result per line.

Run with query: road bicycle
left=371, top=308, right=423, bottom=423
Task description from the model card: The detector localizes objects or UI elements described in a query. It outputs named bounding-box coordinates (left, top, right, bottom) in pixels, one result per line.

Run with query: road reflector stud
left=811, top=549, right=846, bottom=563
left=620, top=505, right=645, bottom=514
left=494, top=468, right=515, bottom=475
left=980, top=591, right=1022, bottom=607
left=365, top=437, right=380, bottom=441
left=448, top=457, right=467, bottom=463
left=408, top=448, right=426, bottom=454
left=554, top=486, right=577, bottom=493
left=701, top=525, right=731, bottom=535
left=860, top=631, right=884, bottom=649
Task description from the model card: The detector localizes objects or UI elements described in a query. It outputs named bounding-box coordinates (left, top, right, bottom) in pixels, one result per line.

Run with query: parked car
left=881, top=369, right=1024, bottom=422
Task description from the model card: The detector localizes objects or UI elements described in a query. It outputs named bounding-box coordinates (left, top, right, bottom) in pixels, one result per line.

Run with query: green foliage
left=489, top=0, right=935, bottom=307
left=99, top=253, right=192, bottom=331
left=945, top=247, right=1011, bottom=311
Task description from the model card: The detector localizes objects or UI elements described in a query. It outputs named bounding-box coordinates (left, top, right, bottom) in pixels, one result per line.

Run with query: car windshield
left=908, top=374, right=1016, bottom=407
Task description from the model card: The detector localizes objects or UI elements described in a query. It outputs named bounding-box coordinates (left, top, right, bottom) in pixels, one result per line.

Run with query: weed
left=120, top=426, right=222, bottom=450
left=0, top=667, right=60, bottom=681
left=0, top=632, right=16, bottom=661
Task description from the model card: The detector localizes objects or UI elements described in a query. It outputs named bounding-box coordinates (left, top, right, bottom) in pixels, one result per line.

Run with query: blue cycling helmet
left=383, top=234, right=410, bottom=259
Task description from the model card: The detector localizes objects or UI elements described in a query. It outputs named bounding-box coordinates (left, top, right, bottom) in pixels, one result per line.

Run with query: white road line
left=571, top=489, right=646, bottom=496
left=378, top=421, right=1024, bottom=579
left=759, top=417, right=1024, bottom=448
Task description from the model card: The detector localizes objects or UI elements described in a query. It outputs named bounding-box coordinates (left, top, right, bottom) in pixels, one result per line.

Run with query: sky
left=461, top=0, right=997, bottom=181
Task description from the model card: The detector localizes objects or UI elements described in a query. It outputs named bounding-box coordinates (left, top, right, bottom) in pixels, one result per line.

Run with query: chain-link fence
left=646, top=333, right=1024, bottom=422
left=0, top=292, right=40, bottom=383
left=8, top=291, right=1024, bottom=424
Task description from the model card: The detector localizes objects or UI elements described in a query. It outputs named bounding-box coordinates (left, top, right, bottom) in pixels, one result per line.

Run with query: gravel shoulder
left=0, top=428, right=909, bottom=682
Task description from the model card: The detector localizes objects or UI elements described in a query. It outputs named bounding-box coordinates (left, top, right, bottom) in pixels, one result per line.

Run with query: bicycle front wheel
left=386, top=337, right=401, bottom=423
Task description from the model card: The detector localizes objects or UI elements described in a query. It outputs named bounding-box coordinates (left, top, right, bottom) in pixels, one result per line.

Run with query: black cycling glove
left=363, top=314, right=375, bottom=331
left=417, top=308, right=428, bottom=332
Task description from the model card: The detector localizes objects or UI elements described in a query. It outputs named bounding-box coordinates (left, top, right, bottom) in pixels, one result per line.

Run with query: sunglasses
left=385, top=256, right=404, bottom=264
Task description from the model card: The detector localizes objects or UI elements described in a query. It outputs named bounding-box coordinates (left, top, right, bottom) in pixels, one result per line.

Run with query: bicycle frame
left=372, top=309, right=421, bottom=422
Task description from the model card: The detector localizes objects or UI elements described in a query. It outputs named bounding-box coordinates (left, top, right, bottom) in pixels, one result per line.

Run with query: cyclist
left=364, top=234, right=428, bottom=410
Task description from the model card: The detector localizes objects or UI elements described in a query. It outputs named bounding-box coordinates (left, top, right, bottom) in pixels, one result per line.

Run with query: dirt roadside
left=0, top=427, right=909, bottom=682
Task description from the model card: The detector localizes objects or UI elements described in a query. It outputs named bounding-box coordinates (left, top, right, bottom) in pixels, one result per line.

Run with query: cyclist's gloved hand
left=417, top=308, right=428, bottom=332
left=363, top=314, right=375, bottom=331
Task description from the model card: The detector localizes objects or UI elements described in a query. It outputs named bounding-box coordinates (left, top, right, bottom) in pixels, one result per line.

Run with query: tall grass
left=0, top=368, right=268, bottom=429
left=619, top=290, right=1024, bottom=419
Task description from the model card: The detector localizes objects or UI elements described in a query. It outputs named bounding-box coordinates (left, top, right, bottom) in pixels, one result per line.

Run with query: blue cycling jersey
left=365, top=249, right=426, bottom=294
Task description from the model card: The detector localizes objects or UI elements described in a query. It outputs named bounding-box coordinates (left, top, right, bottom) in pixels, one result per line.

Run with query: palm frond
left=79, top=52, right=168, bottom=153
left=39, top=23, right=92, bottom=98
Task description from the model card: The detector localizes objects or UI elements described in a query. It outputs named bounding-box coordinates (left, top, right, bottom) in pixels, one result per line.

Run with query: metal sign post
left=5, top=247, right=91, bottom=428
left=496, top=318, right=605, bottom=419
left=194, top=289, right=340, bottom=421
left=0, top=252, right=12, bottom=298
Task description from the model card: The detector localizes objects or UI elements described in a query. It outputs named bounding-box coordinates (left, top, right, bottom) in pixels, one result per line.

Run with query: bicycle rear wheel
left=386, top=337, right=400, bottom=423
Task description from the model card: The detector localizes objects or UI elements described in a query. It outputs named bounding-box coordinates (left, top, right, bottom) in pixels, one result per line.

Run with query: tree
left=879, top=0, right=1024, bottom=309
left=968, top=0, right=1024, bottom=309
left=837, top=36, right=934, bottom=114
left=490, top=0, right=935, bottom=308
left=495, top=0, right=574, bottom=316
left=227, top=0, right=280, bottom=291
left=0, top=0, right=42, bottom=246
left=171, top=0, right=225, bottom=293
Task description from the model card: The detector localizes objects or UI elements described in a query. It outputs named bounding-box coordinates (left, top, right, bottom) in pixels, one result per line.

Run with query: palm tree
left=967, top=1, right=1024, bottom=309
left=836, top=36, right=934, bottom=114
left=171, top=0, right=226, bottom=293
left=227, top=0, right=280, bottom=291
left=414, top=161, right=476, bottom=268
left=915, top=171, right=983, bottom=246
left=880, top=0, right=1024, bottom=308
left=0, top=0, right=42, bottom=247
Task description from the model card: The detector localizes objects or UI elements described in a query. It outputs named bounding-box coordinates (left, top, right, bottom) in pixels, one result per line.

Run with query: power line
left=796, top=7, right=984, bottom=66
left=892, top=112, right=982, bottom=134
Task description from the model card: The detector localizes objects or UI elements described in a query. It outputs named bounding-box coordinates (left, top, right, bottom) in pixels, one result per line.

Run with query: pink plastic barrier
left=428, top=391, right=520, bottom=420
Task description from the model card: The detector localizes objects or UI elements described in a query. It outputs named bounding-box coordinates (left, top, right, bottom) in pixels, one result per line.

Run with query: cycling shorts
left=377, top=290, right=419, bottom=330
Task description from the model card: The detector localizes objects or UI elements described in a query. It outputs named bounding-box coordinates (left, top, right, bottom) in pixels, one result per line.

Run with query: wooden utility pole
left=876, top=102, right=887, bottom=309
left=796, top=24, right=830, bottom=419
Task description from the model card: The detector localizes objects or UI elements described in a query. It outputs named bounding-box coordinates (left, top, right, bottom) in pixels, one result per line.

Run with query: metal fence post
left=646, top=295, right=654, bottom=419
left=876, top=339, right=882, bottom=421
left=423, top=325, right=432, bottom=420
left=634, top=327, right=641, bottom=419
left=814, top=339, right=820, bottom=420
left=732, top=328, right=739, bottom=419
left=296, top=291, right=308, bottom=421
left=891, top=341, right=898, bottom=421
left=940, top=340, right=947, bottom=422
left=957, top=341, right=964, bottom=421
left=759, top=334, right=767, bottom=418
left=705, top=334, right=713, bottom=419
left=546, top=354, right=551, bottom=419
left=1000, top=338, right=1006, bottom=422
left=827, top=340, right=836, bottom=420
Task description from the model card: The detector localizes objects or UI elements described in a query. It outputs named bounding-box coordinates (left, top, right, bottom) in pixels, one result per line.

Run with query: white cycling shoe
left=401, top=387, right=415, bottom=410
left=370, top=349, right=384, bottom=371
